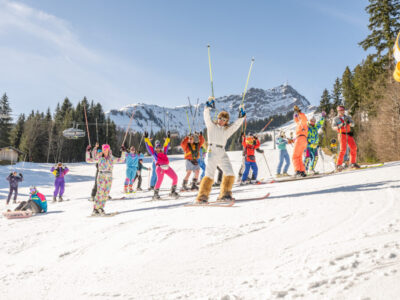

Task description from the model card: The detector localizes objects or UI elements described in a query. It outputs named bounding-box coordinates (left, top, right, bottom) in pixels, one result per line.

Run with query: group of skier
left=4, top=97, right=360, bottom=216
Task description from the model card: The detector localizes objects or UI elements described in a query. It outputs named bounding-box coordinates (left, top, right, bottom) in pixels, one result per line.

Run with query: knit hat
left=217, top=111, right=229, bottom=122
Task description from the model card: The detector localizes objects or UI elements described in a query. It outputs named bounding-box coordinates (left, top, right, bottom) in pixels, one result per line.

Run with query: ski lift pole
left=83, top=104, right=91, bottom=146
left=262, top=152, right=273, bottom=178
left=122, top=108, right=136, bottom=147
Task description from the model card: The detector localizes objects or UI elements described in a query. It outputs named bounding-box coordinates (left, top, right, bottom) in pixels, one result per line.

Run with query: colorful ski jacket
left=181, top=135, right=205, bottom=161
left=30, top=192, right=47, bottom=212
left=294, top=112, right=308, bottom=137
left=307, top=117, right=325, bottom=147
left=276, top=137, right=288, bottom=150
left=125, top=153, right=143, bottom=169
left=145, top=137, right=170, bottom=166
left=332, top=115, right=354, bottom=134
left=242, top=136, right=260, bottom=162
left=7, top=174, right=23, bottom=188
left=85, top=151, right=126, bottom=173
left=51, top=167, right=69, bottom=178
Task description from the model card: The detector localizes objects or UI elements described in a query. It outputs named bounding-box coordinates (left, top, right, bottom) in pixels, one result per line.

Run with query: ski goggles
left=218, top=117, right=228, bottom=122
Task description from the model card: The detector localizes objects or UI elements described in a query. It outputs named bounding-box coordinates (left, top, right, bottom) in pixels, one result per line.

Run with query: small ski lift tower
left=63, top=122, right=85, bottom=139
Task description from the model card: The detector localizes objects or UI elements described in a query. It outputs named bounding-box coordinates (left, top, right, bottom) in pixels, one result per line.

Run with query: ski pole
left=319, top=147, right=325, bottom=174
left=207, top=45, right=214, bottom=98
left=185, top=110, right=192, bottom=134
left=241, top=57, right=255, bottom=132
left=122, top=108, right=136, bottom=147
left=262, top=152, right=273, bottom=178
left=83, top=104, right=91, bottom=146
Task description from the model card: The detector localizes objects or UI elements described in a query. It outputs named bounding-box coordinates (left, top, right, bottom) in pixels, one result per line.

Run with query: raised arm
left=225, top=117, right=245, bottom=137
left=113, top=151, right=126, bottom=164
left=144, top=137, right=155, bottom=156
left=163, top=137, right=170, bottom=154
left=316, top=117, right=325, bottom=130
left=86, top=151, right=99, bottom=163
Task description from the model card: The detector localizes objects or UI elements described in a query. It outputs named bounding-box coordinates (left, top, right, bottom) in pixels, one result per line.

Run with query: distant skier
left=240, top=133, right=261, bottom=184
left=332, top=105, right=360, bottom=171
left=292, top=105, right=308, bottom=177
left=6, top=171, right=23, bottom=205
left=14, top=186, right=47, bottom=213
left=144, top=131, right=179, bottom=200
left=148, top=138, right=158, bottom=191
left=198, top=144, right=207, bottom=180
left=304, top=112, right=325, bottom=174
left=86, top=144, right=126, bottom=216
left=135, top=156, right=149, bottom=191
left=50, top=162, right=69, bottom=202
left=180, top=132, right=205, bottom=191
left=276, top=131, right=290, bottom=177
left=196, top=96, right=245, bottom=203
left=124, top=146, right=143, bottom=193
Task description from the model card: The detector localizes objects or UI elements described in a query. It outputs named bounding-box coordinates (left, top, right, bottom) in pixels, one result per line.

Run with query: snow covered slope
left=1, top=150, right=399, bottom=299
left=106, top=84, right=314, bottom=135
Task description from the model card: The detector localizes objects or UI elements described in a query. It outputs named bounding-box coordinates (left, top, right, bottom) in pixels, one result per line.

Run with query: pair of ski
left=184, top=192, right=271, bottom=207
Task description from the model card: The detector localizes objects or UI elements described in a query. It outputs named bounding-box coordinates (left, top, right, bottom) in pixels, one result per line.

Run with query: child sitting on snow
left=14, top=186, right=47, bottom=213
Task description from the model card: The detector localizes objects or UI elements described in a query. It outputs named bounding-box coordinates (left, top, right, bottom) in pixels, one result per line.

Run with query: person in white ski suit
left=196, top=96, right=245, bottom=203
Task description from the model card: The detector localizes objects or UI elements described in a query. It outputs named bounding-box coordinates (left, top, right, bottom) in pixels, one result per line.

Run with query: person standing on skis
left=144, top=131, right=179, bottom=200
left=196, top=96, right=245, bottom=203
left=276, top=131, right=290, bottom=177
left=332, top=105, right=360, bottom=171
left=134, top=156, right=148, bottom=191
left=180, top=132, right=205, bottom=191
left=292, top=105, right=308, bottom=177
left=6, top=171, right=23, bottom=205
left=304, top=112, right=326, bottom=174
left=124, top=146, right=143, bottom=194
left=240, top=133, right=261, bottom=184
left=86, top=144, right=126, bottom=216
left=50, top=162, right=69, bottom=202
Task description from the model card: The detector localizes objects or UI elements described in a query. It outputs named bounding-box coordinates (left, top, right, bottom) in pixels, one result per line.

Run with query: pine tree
left=341, top=67, right=357, bottom=112
left=319, top=89, right=331, bottom=113
left=359, top=0, right=400, bottom=64
left=331, top=78, right=343, bottom=111
left=0, top=93, right=13, bottom=147
left=10, top=114, right=25, bottom=150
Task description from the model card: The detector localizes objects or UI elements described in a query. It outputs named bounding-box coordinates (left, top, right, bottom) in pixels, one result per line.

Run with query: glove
left=257, top=149, right=264, bottom=153
left=144, top=131, right=148, bottom=138
left=321, top=111, right=326, bottom=117
left=253, top=140, right=257, bottom=145
left=167, top=131, right=171, bottom=138
left=121, top=145, right=126, bottom=152
left=206, top=97, right=215, bottom=109
left=19, top=173, right=23, bottom=177
left=294, top=113, right=298, bottom=118
left=238, top=104, right=246, bottom=118
left=86, top=145, right=91, bottom=152
left=293, top=105, right=300, bottom=113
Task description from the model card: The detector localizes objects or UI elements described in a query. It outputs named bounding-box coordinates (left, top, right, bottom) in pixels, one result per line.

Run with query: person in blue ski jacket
left=198, top=144, right=207, bottom=180
left=276, top=131, right=291, bottom=176
left=124, top=146, right=143, bottom=193
left=304, top=112, right=325, bottom=174
left=15, top=186, right=47, bottom=213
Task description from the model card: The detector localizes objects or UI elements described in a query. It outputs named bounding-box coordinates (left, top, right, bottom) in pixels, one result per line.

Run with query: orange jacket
left=181, top=135, right=205, bottom=160
left=294, top=112, right=308, bottom=137
left=242, top=136, right=260, bottom=162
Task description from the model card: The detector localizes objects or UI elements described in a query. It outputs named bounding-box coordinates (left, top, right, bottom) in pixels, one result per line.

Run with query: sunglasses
left=218, top=117, right=228, bottom=122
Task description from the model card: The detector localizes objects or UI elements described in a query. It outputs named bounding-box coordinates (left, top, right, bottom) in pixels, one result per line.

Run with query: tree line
left=317, top=0, right=400, bottom=162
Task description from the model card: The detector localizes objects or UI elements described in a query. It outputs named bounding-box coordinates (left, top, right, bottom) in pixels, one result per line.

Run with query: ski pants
left=125, top=167, right=138, bottom=186
left=94, top=172, right=112, bottom=210
left=337, top=134, right=357, bottom=166
left=150, top=161, right=158, bottom=188
left=238, top=156, right=253, bottom=180
left=292, top=135, right=307, bottom=172
left=135, top=172, right=143, bottom=189
left=242, top=161, right=258, bottom=181
left=304, top=146, right=319, bottom=171
left=205, top=146, right=235, bottom=180
left=54, top=177, right=65, bottom=197
left=198, top=159, right=206, bottom=179
left=15, top=200, right=41, bottom=213
left=155, top=166, right=178, bottom=189
left=277, top=149, right=290, bottom=174
left=7, top=186, right=18, bottom=204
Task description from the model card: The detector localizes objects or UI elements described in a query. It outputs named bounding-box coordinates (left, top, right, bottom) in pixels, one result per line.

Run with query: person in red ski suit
left=240, top=133, right=261, bottom=184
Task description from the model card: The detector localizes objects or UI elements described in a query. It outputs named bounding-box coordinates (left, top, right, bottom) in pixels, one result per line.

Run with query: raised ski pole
left=207, top=45, right=214, bottom=98
left=83, top=104, right=91, bottom=146
left=262, top=152, right=273, bottom=178
left=241, top=57, right=255, bottom=132
left=121, top=108, right=136, bottom=147
left=185, top=110, right=192, bottom=134
left=258, top=118, right=274, bottom=134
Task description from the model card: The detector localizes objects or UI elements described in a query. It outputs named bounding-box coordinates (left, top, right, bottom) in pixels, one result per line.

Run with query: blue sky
left=0, top=0, right=370, bottom=117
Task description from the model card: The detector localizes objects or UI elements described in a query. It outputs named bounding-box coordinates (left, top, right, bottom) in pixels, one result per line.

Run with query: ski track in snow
left=1, top=143, right=400, bottom=299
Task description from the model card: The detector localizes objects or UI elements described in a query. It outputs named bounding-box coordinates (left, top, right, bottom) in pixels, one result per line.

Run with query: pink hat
left=102, top=144, right=110, bottom=151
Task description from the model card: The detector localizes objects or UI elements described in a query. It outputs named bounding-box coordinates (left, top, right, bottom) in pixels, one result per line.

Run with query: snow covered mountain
left=106, top=84, right=314, bottom=135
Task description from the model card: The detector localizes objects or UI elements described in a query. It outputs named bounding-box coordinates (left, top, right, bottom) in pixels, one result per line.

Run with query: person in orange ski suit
left=292, top=105, right=308, bottom=177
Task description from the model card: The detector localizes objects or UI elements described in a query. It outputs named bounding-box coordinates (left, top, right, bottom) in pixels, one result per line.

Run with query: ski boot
left=282, top=172, right=289, bottom=177
left=190, top=179, right=199, bottom=191
left=212, top=181, right=221, bottom=187
left=169, top=185, right=179, bottom=199
left=350, top=163, right=361, bottom=169
left=152, top=189, right=161, bottom=200
left=239, top=181, right=246, bottom=186
left=52, top=196, right=57, bottom=203
left=13, top=199, right=17, bottom=204
left=218, top=192, right=233, bottom=202
left=336, top=165, right=344, bottom=172
left=58, top=196, right=63, bottom=202
left=91, top=208, right=105, bottom=216
left=148, top=186, right=154, bottom=191
left=195, top=195, right=208, bottom=204
left=250, top=180, right=261, bottom=184
left=129, top=184, right=134, bottom=194
left=124, top=185, right=129, bottom=194
left=181, top=180, right=189, bottom=191
left=136, top=187, right=142, bottom=191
